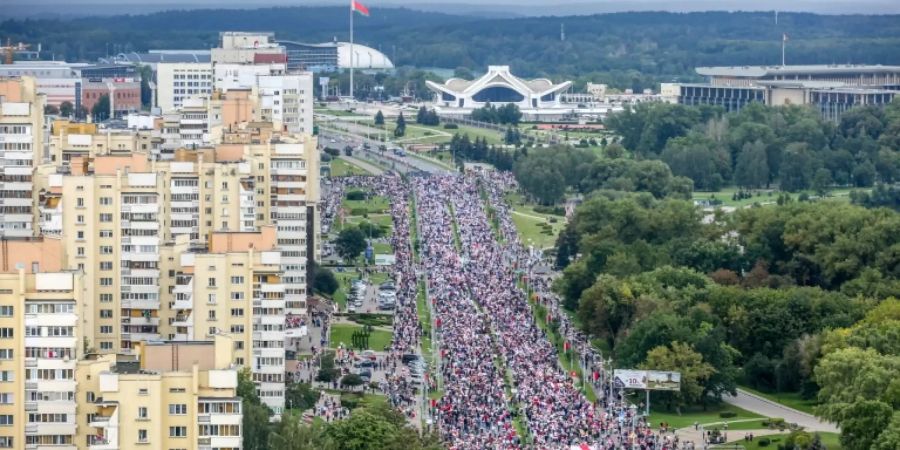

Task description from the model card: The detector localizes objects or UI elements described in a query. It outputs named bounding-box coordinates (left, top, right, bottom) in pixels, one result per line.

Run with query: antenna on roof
left=560, top=23, right=565, bottom=42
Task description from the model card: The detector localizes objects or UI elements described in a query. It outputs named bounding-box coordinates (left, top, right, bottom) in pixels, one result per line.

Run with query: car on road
left=401, top=354, right=420, bottom=364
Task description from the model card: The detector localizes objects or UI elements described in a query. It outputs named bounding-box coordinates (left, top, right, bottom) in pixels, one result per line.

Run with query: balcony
left=24, top=401, right=37, bottom=411
left=125, top=316, right=160, bottom=327
left=25, top=357, right=37, bottom=367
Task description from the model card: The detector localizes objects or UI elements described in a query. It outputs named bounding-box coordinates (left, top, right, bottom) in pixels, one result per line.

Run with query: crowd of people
left=318, top=172, right=685, bottom=449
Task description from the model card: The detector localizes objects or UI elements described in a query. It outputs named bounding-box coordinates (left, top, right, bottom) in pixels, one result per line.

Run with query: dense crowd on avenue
left=321, top=173, right=685, bottom=449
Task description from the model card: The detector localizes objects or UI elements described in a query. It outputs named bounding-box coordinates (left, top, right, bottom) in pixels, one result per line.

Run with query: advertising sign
left=614, top=369, right=681, bottom=391
left=613, top=369, right=648, bottom=389
left=646, top=370, right=681, bottom=391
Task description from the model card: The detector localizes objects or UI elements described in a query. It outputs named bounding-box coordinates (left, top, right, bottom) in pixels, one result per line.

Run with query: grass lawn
left=342, top=214, right=393, bottom=235
left=728, top=432, right=842, bottom=450
left=647, top=403, right=765, bottom=430
left=332, top=271, right=364, bottom=311
left=343, top=193, right=390, bottom=215
left=692, top=186, right=861, bottom=209
left=330, top=158, right=371, bottom=177
left=368, top=120, right=507, bottom=145
left=329, top=323, right=392, bottom=351
left=372, top=241, right=392, bottom=255
left=339, top=391, right=387, bottom=410
left=739, top=385, right=818, bottom=415
left=504, top=193, right=566, bottom=250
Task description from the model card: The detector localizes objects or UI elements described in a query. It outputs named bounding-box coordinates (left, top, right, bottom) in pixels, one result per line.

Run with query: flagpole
left=350, top=0, right=354, bottom=100
left=782, top=36, right=785, bottom=67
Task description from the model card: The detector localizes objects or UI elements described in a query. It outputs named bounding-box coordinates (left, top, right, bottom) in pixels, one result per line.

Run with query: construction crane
left=1, top=39, right=30, bottom=65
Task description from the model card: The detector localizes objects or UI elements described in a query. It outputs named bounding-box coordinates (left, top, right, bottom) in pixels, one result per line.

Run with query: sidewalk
left=724, top=389, right=838, bottom=433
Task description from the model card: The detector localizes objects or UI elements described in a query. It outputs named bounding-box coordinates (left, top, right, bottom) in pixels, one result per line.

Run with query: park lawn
left=345, top=214, right=393, bottom=230
left=343, top=194, right=391, bottom=215
left=340, top=392, right=388, bottom=410
left=692, top=186, right=862, bottom=209
left=329, top=323, right=393, bottom=351
left=332, top=271, right=364, bottom=311
left=372, top=241, right=392, bottom=255
left=505, top=193, right=566, bottom=250
left=315, top=107, right=368, bottom=117
left=368, top=271, right=391, bottom=286
left=728, top=432, right=842, bottom=450
left=739, top=386, right=818, bottom=415
left=330, top=158, right=370, bottom=177
left=647, top=403, right=765, bottom=430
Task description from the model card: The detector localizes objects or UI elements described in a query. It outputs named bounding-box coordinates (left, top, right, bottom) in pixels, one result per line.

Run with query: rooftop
left=697, top=64, right=900, bottom=78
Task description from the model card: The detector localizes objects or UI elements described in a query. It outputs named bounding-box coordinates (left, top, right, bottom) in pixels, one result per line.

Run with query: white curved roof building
left=426, top=65, right=572, bottom=110
left=336, top=42, right=394, bottom=70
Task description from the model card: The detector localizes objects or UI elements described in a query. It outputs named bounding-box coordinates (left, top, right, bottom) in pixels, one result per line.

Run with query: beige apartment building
left=49, top=120, right=154, bottom=165
left=0, top=238, right=87, bottom=450
left=172, top=227, right=289, bottom=414
left=0, top=77, right=45, bottom=238
left=75, top=335, right=242, bottom=450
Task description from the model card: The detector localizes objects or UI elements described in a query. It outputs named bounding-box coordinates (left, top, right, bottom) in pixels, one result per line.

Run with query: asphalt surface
left=725, top=389, right=839, bottom=433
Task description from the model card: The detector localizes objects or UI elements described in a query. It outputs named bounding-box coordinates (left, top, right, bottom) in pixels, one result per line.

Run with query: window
left=138, top=388, right=148, bottom=396
left=77, top=231, right=84, bottom=239
left=100, top=342, right=113, bottom=350
left=231, top=276, right=244, bottom=285
left=100, top=278, right=113, bottom=286
left=0, top=393, right=12, bottom=404
left=230, top=308, right=244, bottom=318
left=99, top=213, right=112, bottom=222
left=99, top=310, right=113, bottom=318
left=231, top=292, right=244, bottom=301
left=100, top=262, right=113, bottom=271
left=77, top=247, right=85, bottom=256
left=169, top=404, right=187, bottom=415
left=208, top=327, right=217, bottom=335
left=0, top=415, right=11, bottom=426
left=100, top=246, right=113, bottom=254
left=234, top=341, right=244, bottom=350
left=169, top=426, right=187, bottom=437
left=77, top=215, right=84, bottom=224
left=100, top=326, right=113, bottom=334
left=0, top=349, right=11, bottom=359
left=138, top=407, right=148, bottom=419
left=208, top=293, right=216, bottom=304
left=0, top=371, right=12, bottom=382
left=100, top=294, right=113, bottom=303
left=208, top=311, right=216, bottom=320
left=230, top=325, right=244, bottom=333
left=100, top=197, right=112, bottom=205
left=0, top=306, right=11, bottom=317
left=169, top=387, right=186, bottom=393
left=76, top=198, right=84, bottom=207
left=0, top=329, right=12, bottom=339
left=137, top=429, right=148, bottom=443
left=100, top=230, right=113, bottom=238
left=0, top=437, right=12, bottom=448
left=208, top=278, right=216, bottom=287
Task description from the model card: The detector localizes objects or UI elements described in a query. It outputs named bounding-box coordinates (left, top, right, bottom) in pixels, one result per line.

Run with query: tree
left=285, top=382, right=320, bottom=411
left=137, top=64, right=153, bottom=108
left=335, top=227, right=367, bottom=261
left=91, top=94, right=111, bottom=122
left=59, top=101, right=74, bottom=118
left=269, top=412, right=336, bottom=450
left=734, top=140, right=769, bottom=188
left=641, top=341, right=715, bottom=412
left=394, top=112, right=406, bottom=137
left=325, top=409, right=399, bottom=450
left=341, top=373, right=365, bottom=388
left=577, top=275, right=642, bottom=350
left=312, top=263, right=339, bottom=296
left=238, top=368, right=273, bottom=450
left=660, top=132, right=729, bottom=190
left=374, top=110, right=385, bottom=126
left=43, top=104, right=60, bottom=115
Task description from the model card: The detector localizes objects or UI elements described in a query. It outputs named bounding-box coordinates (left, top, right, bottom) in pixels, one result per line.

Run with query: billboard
left=614, top=369, right=681, bottom=391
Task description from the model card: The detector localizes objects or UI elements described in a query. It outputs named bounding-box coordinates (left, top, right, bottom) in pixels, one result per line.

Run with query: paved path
left=724, top=389, right=838, bottom=433
left=339, top=155, right=384, bottom=175
left=674, top=427, right=783, bottom=448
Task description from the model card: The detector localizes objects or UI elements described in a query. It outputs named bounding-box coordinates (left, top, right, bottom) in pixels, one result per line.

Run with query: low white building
left=426, top=65, right=572, bottom=111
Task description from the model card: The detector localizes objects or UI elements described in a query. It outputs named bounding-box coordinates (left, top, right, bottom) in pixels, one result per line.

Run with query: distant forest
left=4, top=8, right=900, bottom=90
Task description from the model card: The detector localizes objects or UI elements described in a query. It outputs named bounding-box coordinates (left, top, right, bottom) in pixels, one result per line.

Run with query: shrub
left=758, top=437, right=771, bottom=447
left=548, top=217, right=558, bottom=223
left=324, top=147, right=340, bottom=157
left=345, top=190, right=366, bottom=200
left=443, top=123, right=458, bottom=129
left=534, top=205, right=566, bottom=216
left=349, top=208, right=368, bottom=216
left=719, top=411, right=737, bottom=418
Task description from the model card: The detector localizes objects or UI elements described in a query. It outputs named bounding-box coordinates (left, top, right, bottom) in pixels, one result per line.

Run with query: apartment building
left=156, top=63, right=213, bottom=113
left=171, top=227, right=287, bottom=415
left=75, top=335, right=242, bottom=450
left=0, top=77, right=44, bottom=239
left=0, top=238, right=86, bottom=450
left=49, top=120, right=153, bottom=164
left=257, top=74, right=314, bottom=135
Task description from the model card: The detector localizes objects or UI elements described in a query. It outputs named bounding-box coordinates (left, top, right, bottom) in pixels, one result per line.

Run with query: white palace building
left=426, top=65, right=584, bottom=120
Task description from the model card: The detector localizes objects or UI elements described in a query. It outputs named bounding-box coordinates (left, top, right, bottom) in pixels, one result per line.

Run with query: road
left=338, top=155, right=384, bottom=175
left=724, top=389, right=838, bottom=433
left=319, top=125, right=451, bottom=175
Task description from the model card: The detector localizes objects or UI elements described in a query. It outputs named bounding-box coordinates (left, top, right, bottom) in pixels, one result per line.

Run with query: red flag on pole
left=352, top=0, right=370, bottom=16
